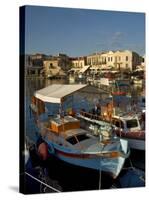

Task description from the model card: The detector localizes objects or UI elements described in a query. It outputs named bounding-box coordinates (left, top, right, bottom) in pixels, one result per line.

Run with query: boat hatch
left=66, top=134, right=90, bottom=145
left=126, top=119, right=138, bottom=129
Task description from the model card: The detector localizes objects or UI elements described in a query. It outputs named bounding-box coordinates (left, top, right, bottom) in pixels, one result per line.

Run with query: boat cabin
left=112, top=115, right=141, bottom=132
left=50, top=115, right=80, bottom=133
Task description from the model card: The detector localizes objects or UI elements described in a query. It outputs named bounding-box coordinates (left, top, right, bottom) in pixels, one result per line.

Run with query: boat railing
left=79, top=110, right=112, bottom=123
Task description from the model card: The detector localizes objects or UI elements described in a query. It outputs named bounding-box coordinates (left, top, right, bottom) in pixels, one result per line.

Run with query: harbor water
left=24, top=78, right=145, bottom=194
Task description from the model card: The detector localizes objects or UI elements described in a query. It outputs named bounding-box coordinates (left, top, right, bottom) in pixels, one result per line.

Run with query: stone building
left=86, top=50, right=141, bottom=71
left=58, top=53, right=72, bottom=71
left=25, top=66, right=43, bottom=77
left=69, top=57, right=90, bottom=76
left=25, top=54, right=46, bottom=77
left=43, top=59, right=65, bottom=78
left=43, top=53, right=72, bottom=78
left=109, top=50, right=141, bottom=71
left=71, top=57, right=87, bottom=68
left=29, top=53, right=47, bottom=66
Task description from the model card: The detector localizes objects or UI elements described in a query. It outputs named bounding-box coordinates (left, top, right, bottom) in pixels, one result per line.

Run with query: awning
left=79, top=65, right=90, bottom=73
left=90, top=66, right=99, bottom=70
left=68, top=68, right=80, bottom=72
left=34, top=84, right=87, bottom=103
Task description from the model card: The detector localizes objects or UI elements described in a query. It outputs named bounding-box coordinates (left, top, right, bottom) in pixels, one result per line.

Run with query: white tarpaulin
left=34, top=84, right=87, bottom=103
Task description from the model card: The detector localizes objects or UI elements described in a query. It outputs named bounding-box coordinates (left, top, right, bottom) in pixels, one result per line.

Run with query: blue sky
left=25, top=6, right=145, bottom=56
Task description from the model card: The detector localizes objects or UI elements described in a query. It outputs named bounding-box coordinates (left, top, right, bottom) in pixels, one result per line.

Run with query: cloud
left=112, top=31, right=124, bottom=39
left=110, top=31, right=125, bottom=48
left=95, top=31, right=144, bottom=55
left=95, top=31, right=125, bottom=50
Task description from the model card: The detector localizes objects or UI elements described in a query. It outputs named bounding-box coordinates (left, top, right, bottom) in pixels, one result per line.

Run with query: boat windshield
left=126, top=119, right=138, bottom=128
left=66, top=134, right=90, bottom=145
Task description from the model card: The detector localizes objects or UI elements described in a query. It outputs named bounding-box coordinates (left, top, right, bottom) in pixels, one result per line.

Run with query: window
left=77, top=134, right=90, bottom=142
left=108, top=57, right=110, bottom=62
left=89, top=58, right=91, bottom=64
left=142, top=98, right=145, bottom=104
left=126, top=119, right=138, bottom=128
left=66, top=134, right=90, bottom=145
left=126, top=56, right=128, bottom=61
left=49, top=63, right=53, bottom=68
left=66, top=136, right=77, bottom=145
left=31, top=70, right=35, bottom=75
left=92, top=58, right=95, bottom=65
left=119, top=56, right=121, bottom=61
left=49, top=63, right=56, bottom=69
left=126, top=64, right=128, bottom=68
left=111, top=57, right=113, bottom=61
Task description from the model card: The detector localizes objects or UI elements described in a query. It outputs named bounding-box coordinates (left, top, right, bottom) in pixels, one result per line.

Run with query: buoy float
left=38, top=142, right=48, bottom=160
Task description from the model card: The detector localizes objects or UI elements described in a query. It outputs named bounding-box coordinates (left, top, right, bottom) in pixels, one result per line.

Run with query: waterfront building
left=87, top=52, right=101, bottom=66
left=25, top=53, right=48, bottom=77
left=25, top=66, right=43, bottom=77
left=86, top=50, right=142, bottom=72
left=57, top=53, right=72, bottom=71
left=29, top=53, right=48, bottom=66
left=25, top=50, right=142, bottom=77
left=43, top=53, right=72, bottom=78
left=139, top=55, right=145, bottom=70
left=25, top=54, right=32, bottom=67
left=69, top=56, right=90, bottom=76
left=112, top=50, right=141, bottom=71
left=43, top=59, right=66, bottom=78
left=71, top=56, right=87, bottom=68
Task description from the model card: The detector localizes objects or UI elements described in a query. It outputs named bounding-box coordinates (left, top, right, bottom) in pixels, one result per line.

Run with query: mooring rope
left=25, top=172, right=61, bottom=193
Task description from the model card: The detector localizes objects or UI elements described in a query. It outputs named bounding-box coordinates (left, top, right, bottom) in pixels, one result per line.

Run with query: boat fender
left=48, top=143, right=55, bottom=155
left=38, top=142, right=49, bottom=160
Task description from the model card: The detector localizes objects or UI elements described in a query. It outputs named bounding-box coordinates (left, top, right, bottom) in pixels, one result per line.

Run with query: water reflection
left=25, top=78, right=68, bottom=98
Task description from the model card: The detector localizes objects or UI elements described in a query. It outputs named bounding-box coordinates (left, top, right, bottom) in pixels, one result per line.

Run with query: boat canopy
left=34, top=84, right=87, bottom=103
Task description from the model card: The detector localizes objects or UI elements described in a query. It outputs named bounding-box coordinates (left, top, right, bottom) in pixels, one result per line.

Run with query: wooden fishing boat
left=79, top=110, right=145, bottom=151
left=112, top=114, right=145, bottom=150
left=30, top=84, right=130, bottom=178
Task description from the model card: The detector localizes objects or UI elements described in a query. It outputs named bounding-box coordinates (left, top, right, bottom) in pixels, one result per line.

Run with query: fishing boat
left=79, top=107, right=145, bottom=151
left=109, top=96, right=145, bottom=151
left=112, top=114, right=145, bottom=151
left=30, top=84, right=130, bottom=178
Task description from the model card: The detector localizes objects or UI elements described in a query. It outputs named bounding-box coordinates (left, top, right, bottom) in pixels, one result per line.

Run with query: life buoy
left=48, top=142, right=55, bottom=155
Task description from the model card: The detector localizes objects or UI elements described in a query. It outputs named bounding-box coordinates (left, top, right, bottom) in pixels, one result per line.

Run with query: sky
left=24, top=5, right=145, bottom=57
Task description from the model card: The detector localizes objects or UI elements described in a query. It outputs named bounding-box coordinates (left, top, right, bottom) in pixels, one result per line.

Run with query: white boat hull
left=126, top=138, right=145, bottom=150
left=55, top=150, right=126, bottom=178
left=45, top=138, right=129, bottom=178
